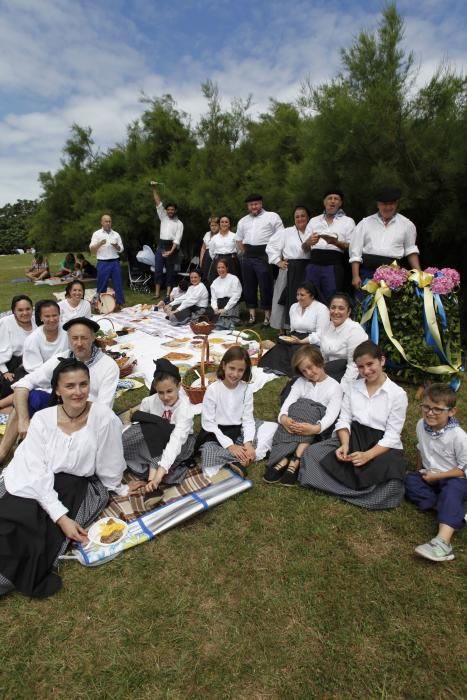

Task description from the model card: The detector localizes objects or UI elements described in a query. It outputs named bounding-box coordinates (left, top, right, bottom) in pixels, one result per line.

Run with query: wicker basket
left=119, top=360, right=137, bottom=378
left=235, top=328, right=264, bottom=366
left=182, top=336, right=217, bottom=404
left=190, top=316, right=214, bottom=335
left=95, top=318, right=116, bottom=348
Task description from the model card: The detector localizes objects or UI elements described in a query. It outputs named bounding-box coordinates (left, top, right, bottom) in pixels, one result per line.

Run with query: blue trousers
left=405, top=471, right=467, bottom=530
left=241, top=257, right=273, bottom=310
left=305, top=264, right=344, bottom=305
left=96, top=259, right=124, bottom=304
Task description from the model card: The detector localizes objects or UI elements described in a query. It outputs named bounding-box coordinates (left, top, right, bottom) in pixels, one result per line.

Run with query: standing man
left=350, top=187, right=420, bottom=290
left=151, top=182, right=184, bottom=299
left=236, top=193, right=283, bottom=326
left=89, top=214, right=125, bottom=309
left=303, top=189, right=355, bottom=304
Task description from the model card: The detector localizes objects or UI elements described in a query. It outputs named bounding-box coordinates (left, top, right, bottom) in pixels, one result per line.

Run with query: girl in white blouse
left=0, top=295, right=35, bottom=406
left=199, top=346, right=276, bottom=478
left=22, top=300, right=68, bottom=373
left=58, top=280, right=92, bottom=324
left=264, top=346, right=342, bottom=486
left=210, top=258, right=242, bottom=329
left=123, top=359, right=195, bottom=493
left=166, top=270, right=209, bottom=325
left=299, top=340, right=408, bottom=510
left=0, top=358, right=128, bottom=598
left=207, top=215, right=241, bottom=282
left=199, top=216, right=219, bottom=281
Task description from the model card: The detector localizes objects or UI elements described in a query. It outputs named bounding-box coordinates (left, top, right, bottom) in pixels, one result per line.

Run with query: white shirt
left=349, top=212, right=419, bottom=264
left=416, top=420, right=467, bottom=476
left=156, top=203, right=184, bottom=246
left=22, top=326, right=69, bottom=373
left=279, top=375, right=343, bottom=433
left=202, top=380, right=255, bottom=448
left=335, top=376, right=407, bottom=449
left=208, top=231, right=237, bottom=256
left=58, top=298, right=92, bottom=324
left=307, top=212, right=355, bottom=253
left=211, top=274, right=242, bottom=312
left=289, top=301, right=330, bottom=345
left=203, top=231, right=215, bottom=250
left=14, top=351, right=120, bottom=407
left=3, top=402, right=127, bottom=523
left=171, top=283, right=209, bottom=312
left=0, top=315, right=36, bottom=373
left=236, top=209, right=284, bottom=246
left=266, top=225, right=311, bottom=264
left=320, top=318, right=368, bottom=391
left=137, top=390, right=194, bottom=473
left=89, top=228, right=124, bottom=260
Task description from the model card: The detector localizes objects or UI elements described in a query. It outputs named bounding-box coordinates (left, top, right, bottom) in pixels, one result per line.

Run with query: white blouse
left=22, top=326, right=69, bottom=373
left=136, top=390, right=194, bottom=473
left=210, top=274, right=242, bottom=311
left=0, top=314, right=36, bottom=373
left=416, top=420, right=467, bottom=475
left=335, top=376, right=408, bottom=450
left=201, top=380, right=255, bottom=449
left=202, top=231, right=215, bottom=250
left=59, top=298, right=92, bottom=324
left=289, top=301, right=330, bottom=346
left=278, top=375, right=343, bottom=433
left=3, top=402, right=127, bottom=523
left=208, top=231, right=237, bottom=256
left=349, top=212, right=419, bottom=263
left=171, top=283, right=209, bottom=312
left=320, top=318, right=368, bottom=391
left=266, top=225, right=311, bottom=264
left=307, top=212, right=355, bottom=253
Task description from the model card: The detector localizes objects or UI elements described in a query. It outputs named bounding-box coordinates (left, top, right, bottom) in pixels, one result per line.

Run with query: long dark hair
left=11, top=294, right=33, bottom=313
left=49, top=358, right=89, bottom=406
left=65, top=280, right=85, bottom=297
left=34, top=299, right=60, bottom=327
left=217, top=345, right=252, bottom=382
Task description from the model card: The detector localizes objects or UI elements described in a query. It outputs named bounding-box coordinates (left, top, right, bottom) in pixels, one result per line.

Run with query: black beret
left=323, top=188, right=344, bottom=200
left=375, top=186, right=402, bottom=202
left=62, top=316, right=100, bottom=333
left=245, top=193, right=263, bottom=203
left=152, top=358, right=181, bottom=382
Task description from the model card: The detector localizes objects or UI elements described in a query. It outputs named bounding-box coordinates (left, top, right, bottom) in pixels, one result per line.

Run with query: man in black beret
left=349, top=186, right=421, bottom=291
left=235, top=193, right=284, bottom=325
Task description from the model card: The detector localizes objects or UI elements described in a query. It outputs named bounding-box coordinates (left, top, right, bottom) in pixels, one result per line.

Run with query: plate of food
left=163, top=351, right=193, bottom=361
left=88, top=517, right=128, bottom=547
left=173, top=363, right=191, bottom=375
left=162, top=339, right=188, bottom=348
left=278, top=335, right=298, bottom=343
left=208, top=337, right=225, bottom=344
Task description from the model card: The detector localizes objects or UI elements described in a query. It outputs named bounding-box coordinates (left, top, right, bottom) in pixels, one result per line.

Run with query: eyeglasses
left=419, top=404, right=451, bottom=416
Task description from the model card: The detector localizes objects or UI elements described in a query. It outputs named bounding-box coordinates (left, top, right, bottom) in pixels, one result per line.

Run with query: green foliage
left=0, top=199, right=38, bottom=253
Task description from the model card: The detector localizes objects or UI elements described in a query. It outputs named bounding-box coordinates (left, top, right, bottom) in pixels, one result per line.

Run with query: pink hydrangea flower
left=373, top=265, right=408, bottom=290
left=440, top=268, right=461, bottom=287
left=424, top=267, right=439, bottom=275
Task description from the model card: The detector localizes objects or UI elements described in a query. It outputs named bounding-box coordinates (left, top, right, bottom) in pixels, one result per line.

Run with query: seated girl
left=0, top=358, right=128, bottom=598
left=0, top=295, right=35, bottom=407
left=264, top=346, right=342, bottom=486
left=58, top=281, right=92, bottom=324
left=209, top=257, right=242, bottom=329
left=122, top=358, right=195, bottom=492
left=22, top=300, right=68, bottom=373
left=298, top=340, right=408, bottom=510
left=198, top=346, right=276, bottom=479
left=156, top=277, right=189, bottom=310
left=25, top=253, right=50, bottom=281
left=165, top=269, right=209, bottom=325
left=54, top=252, right=76, bottom=278
left=75, top=253, right=97, bottom=278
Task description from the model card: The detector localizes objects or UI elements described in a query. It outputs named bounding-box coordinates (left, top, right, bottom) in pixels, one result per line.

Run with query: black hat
left=62, top=316, right=100, bottom=333
left=245, top=193, right=263, bottom=203
left=375, top=186, right=402, bottom=202
left=152, top=358, right=181, bottom=382
left=323, top=188, right=344, bottom=200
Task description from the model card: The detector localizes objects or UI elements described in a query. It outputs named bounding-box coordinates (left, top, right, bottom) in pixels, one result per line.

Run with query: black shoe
left=280, top=456, right=300, bottom=486
left=263, top=459, right=289, bottom=483
left=227, top=461, right=248, bottom=478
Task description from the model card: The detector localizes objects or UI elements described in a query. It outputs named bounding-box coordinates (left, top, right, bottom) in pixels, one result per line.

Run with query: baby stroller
left=127, top=249, right=152, bottom=294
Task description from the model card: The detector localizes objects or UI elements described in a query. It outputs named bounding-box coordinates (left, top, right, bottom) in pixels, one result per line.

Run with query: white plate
left=278, top=335, right=296, bottom=343
left=88, top=517, right=129, bottom=548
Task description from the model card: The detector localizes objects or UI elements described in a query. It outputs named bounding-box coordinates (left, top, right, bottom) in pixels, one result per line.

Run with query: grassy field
left=0, top=254, right=465, bottom=699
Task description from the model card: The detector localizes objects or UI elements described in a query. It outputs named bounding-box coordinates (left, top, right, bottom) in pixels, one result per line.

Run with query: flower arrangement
left=357, top=264, right=463, bottom=385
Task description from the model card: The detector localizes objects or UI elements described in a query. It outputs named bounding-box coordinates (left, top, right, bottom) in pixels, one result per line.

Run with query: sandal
left=263, top=457, right=289, bottom=484
left=280, top=454, right=301, bottom=486
left=227, top=461, right=248, bottom=479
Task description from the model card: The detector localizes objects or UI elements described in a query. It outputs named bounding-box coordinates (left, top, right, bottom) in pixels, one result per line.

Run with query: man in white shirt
left=151, top=182, right=184, bottom=298
left=236, top=193, right=283, bottom=326
left=350, top=187, right=420, bottom=291
left=89, top=214, right=125, bottom=308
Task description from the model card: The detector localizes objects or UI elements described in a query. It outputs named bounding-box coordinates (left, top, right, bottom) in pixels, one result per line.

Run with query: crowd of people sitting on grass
left=25, top=252, right=96, bottom=283
left=0, top=184, right=464, bottom=599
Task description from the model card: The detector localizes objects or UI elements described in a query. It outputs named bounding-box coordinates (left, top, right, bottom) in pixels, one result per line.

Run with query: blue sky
left=0, top=0, right=465, bottom=206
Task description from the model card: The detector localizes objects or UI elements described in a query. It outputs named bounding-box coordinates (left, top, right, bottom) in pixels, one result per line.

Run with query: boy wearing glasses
left=405, top=384, right=467, bottom=562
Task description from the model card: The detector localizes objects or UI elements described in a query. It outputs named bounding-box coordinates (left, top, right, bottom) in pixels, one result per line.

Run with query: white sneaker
left=414, top=537, right=454, bottom=562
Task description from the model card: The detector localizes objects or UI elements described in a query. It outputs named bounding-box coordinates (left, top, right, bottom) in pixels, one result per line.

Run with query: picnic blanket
left=35, top=276, right=97, bottom=286
left=72, top=467, right=252, bottom=566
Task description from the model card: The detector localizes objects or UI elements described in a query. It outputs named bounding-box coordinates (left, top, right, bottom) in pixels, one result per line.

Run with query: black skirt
left=258, top=333, right=310, bottom=377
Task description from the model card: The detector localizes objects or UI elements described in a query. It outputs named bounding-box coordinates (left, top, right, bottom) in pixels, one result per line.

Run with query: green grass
left=0, top=254, right=465, bottom=699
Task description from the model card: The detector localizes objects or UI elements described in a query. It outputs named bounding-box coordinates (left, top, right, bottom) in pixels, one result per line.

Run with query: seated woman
left=199, top=216, right=220, bottom=282
left=298, top=341, right=408, bottom=509
left=207, top=215, right=241, bottom=283
left=75, top=253, right=97, bottom=278
left=0, top=358, right=128, bottom=598
left=165, top=269, right=209, bottom=325
left=25, top=253, right=50, bottom=281
left=264, top=346, right=342, bottom=486
left=123, top=359, right=195, bottom=491
left=22, top=300, right=68, bottom=373
left=320, top=293, right=368, bottom=392
left=0, top=295, right=35, bottom=406
left=258, top=282, right=329, bottom=376
left=54, top=252, right=76, bottom=278
left=209, top=257, right=242, bottom=329
left=266, top=205, right=311, bottom=330
left=58, top=281, right=92, bottom=324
